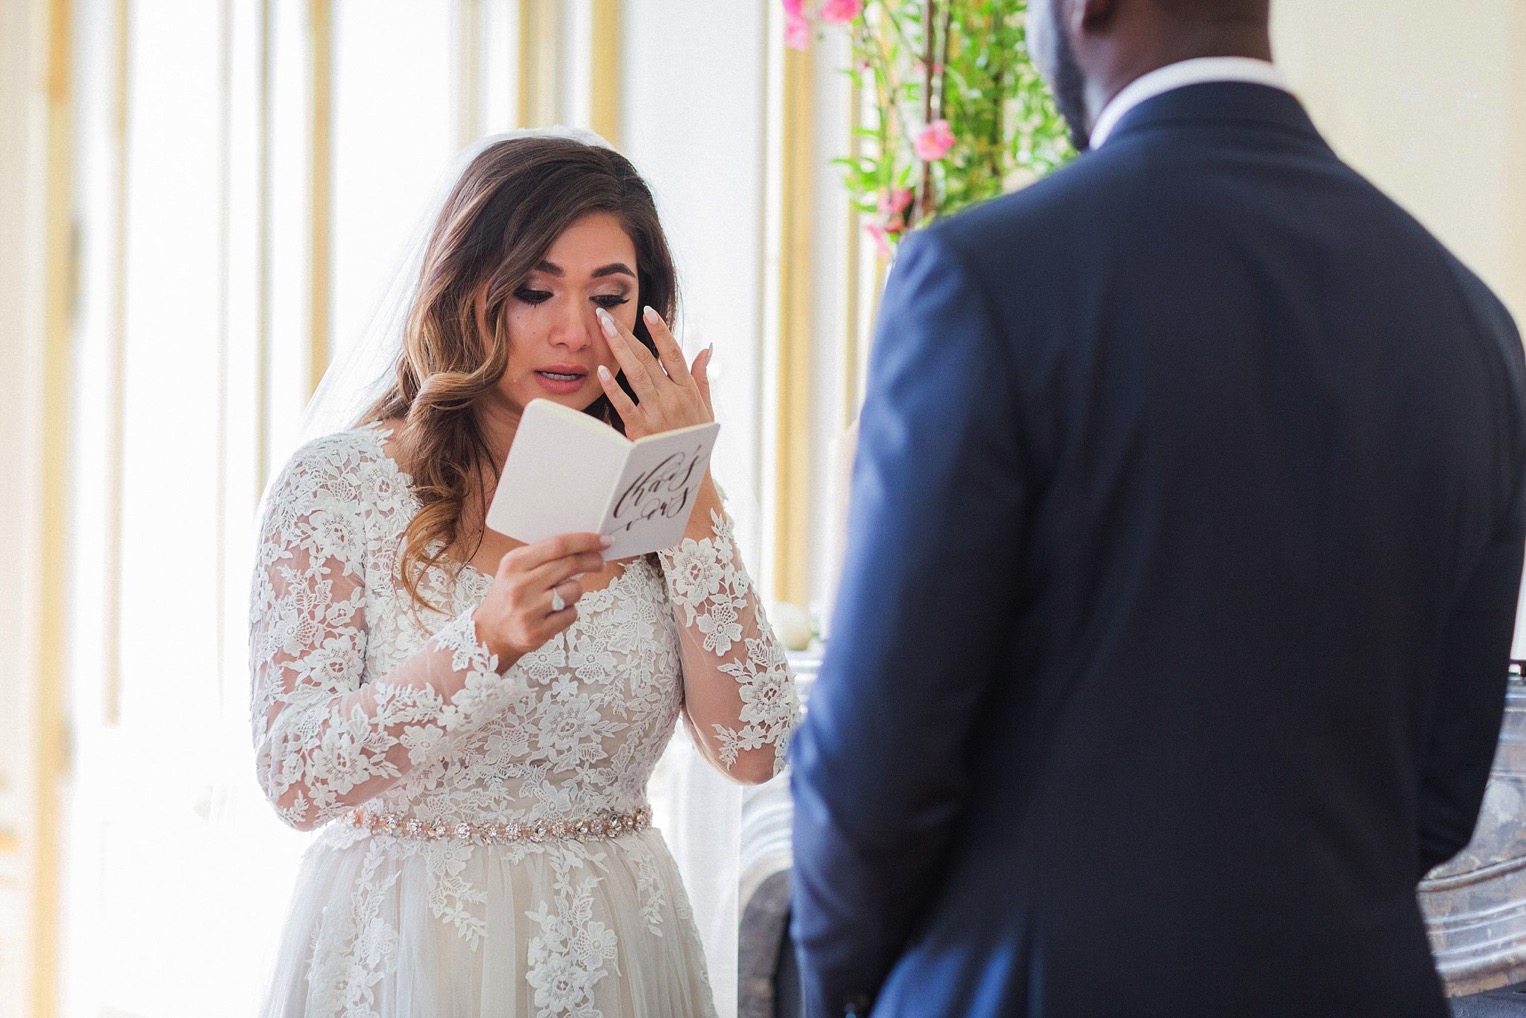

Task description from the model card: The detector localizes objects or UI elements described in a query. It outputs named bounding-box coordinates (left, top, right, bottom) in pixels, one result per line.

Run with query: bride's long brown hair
left=363, top=136, right=678, bottom=611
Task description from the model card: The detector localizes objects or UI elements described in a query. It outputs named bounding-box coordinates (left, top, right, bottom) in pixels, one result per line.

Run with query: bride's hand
left=471, top=532, right=610, bottom=670
left=595, top=305, right=714, bottom=440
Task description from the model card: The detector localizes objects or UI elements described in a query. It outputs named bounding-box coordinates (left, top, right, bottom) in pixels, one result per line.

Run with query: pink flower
left=781, top=0, right=804, bottom=14
left=914, top=119, right=956, bottom=161
left=877, top=187, right=913, bottom=218
left=866, top=222, right=893, bottom=259
left=820, top=0, right=862, bottom=23
left=784, top=9, right=810, bottom=50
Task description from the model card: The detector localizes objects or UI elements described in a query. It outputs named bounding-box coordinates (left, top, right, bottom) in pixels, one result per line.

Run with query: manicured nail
left=599, top=535, right=613, bottom=549
left=597, top=364, right=614, bottom=383
left=643, top=305, right=660, bottom=325
left=596, top=307, right=617, bottom=337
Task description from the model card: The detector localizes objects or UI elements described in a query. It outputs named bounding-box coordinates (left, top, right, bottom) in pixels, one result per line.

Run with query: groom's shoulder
left=930, top=144, right=1159, bottom=260
left=940, top=141, right=1165, bottom=241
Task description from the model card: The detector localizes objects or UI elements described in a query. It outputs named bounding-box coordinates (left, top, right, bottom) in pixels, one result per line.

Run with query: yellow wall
left=1273, top=0, right=1526, bottom=321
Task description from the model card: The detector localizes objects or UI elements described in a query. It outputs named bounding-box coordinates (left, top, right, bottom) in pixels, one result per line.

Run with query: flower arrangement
left=784, top=0, right=1075, bottom=256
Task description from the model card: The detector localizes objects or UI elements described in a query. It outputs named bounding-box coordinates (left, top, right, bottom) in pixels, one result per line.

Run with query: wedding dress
left=249, top=424, right=797, bottom=1018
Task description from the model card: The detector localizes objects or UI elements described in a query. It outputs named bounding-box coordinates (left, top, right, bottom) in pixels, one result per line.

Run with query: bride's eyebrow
left=533, top=260, right=636, bottom=280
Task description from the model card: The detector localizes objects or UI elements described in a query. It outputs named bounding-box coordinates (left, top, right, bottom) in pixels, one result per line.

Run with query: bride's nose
left=549, top=302, right=596, bottom=351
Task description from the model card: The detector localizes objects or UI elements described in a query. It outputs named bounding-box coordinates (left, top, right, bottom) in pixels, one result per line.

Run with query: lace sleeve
left=248, top=437, right=528, bottom=830
left=658, top=508, right=799, bottom=782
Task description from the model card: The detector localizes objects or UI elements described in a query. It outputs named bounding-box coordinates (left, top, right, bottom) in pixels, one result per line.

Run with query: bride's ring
left=550, top=586, right=567, bottom=613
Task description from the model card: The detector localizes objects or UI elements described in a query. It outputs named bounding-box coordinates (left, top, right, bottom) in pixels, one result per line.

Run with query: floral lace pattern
left=250, top=426, right=794, bottom=1016
left=658, top=511, right=799, bottom=775
left=526, top=848, right=620, bottom=1015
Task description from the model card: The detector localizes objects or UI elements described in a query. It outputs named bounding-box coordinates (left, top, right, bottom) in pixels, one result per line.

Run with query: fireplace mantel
left=1420, top=671, right=1526, bottom=995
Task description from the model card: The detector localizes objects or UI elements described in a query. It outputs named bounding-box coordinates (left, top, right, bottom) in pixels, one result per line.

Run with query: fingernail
left=597, top=364, right=613, bottom=382
left=599, top=535, right=613, bottom=549
left=643, top=305, right=660, bottom=324
left=596, top=308, right=617, bottom=336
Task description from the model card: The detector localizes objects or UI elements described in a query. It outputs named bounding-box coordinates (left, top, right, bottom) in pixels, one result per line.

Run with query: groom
left=789, top=0, right=1526, bottom=1016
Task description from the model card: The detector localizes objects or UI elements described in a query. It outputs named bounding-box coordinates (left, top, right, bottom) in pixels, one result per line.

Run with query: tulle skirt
left=260, top=822, right=718, bottom=1018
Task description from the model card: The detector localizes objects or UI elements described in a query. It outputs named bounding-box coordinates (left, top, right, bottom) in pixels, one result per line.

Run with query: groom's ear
left=1078, top=0, right=1121, bottom=32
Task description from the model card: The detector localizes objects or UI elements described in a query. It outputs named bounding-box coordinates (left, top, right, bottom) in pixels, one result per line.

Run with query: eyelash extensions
left=513, top=288, right=630, bottom=310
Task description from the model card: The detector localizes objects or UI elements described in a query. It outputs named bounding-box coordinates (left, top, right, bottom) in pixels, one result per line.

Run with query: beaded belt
left=346, top=805, right=653, bottom=845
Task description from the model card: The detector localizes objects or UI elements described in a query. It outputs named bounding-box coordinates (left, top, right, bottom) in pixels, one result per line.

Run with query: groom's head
left=1028, top=0, right=1273, bottom=152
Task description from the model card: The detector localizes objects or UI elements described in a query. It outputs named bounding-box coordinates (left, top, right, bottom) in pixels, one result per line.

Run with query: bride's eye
left=513, top=288, right=553, bottom=305
left=593, top=294, right=631, bottom=310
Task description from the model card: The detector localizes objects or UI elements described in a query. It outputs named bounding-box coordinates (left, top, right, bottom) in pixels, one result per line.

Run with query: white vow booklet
left=485, top=399, right=720, bottom=560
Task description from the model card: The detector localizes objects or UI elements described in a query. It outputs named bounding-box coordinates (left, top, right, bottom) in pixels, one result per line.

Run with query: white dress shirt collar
left=1089, top=56, right=1291, bottom=150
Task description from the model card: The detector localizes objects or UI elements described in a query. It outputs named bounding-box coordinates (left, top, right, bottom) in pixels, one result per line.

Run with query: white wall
left=1273, top=0, right=1526, bottom=320
left=0, top=0, right=48, bottom=1014
left=621, top=2, right=774, bottom=573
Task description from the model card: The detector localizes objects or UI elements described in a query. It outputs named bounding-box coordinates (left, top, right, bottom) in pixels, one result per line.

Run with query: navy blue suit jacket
left=790, top=82, right=1526, bottom=1018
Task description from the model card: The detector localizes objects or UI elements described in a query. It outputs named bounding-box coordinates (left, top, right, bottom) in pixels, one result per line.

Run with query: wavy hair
left=363, top=137, right=678, bottom=611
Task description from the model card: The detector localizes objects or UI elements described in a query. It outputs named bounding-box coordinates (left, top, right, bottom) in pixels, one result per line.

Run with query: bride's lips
left=533, top=364, right=590, bottom=395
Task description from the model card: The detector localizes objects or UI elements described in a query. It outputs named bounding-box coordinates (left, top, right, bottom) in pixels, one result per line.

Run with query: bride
left=248, top=131, right=797, bottom=1017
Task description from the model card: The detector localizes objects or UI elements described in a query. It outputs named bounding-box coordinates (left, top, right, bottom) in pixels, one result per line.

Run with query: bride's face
left=492, top=211, right=639, bottom=418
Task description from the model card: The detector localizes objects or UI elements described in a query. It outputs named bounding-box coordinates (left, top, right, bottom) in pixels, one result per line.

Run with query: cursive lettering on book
left=610, top=447, right=705, bottom=535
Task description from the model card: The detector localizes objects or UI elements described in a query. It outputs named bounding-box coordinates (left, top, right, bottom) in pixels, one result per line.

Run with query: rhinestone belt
left=346, top=805, right=653, bottom=845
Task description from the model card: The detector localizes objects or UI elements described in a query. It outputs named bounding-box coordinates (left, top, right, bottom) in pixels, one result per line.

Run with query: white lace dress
left=249, top=425, right=797, bottom=1018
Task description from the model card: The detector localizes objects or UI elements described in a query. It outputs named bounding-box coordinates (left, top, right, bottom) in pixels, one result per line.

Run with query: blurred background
left=1, top=1, right=1522, bottom=1016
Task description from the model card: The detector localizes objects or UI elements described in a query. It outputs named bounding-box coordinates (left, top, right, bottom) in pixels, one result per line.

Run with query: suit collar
left=1100, top=79, right=1328, bottom=151
left=1090, top=57, right=1289, bottom=148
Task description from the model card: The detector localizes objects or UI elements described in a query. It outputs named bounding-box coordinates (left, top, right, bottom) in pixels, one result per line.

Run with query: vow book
left=485, top=398, right=720, bottom=560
